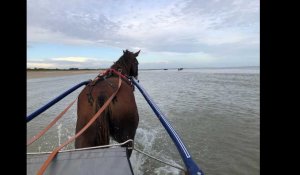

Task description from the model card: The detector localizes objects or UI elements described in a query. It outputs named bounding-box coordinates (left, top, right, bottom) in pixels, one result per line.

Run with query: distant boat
left=178, top=68, right=183, bottom=71
left=163, top=69, right=168, bottom=70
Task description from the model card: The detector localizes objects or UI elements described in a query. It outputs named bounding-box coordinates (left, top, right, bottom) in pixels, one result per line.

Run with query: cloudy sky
left=27, top=0, right=259, bottom=69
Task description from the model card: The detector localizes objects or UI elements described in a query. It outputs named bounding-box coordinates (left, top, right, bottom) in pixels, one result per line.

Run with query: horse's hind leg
left=95, top=109, right=110, bottom=145
left=113, top=131, right=135, bottom=157
left=75, top=122, right=99, bottom=148
left=111, top=124, right=137, bottom=157
left=94, top=95, right=110, bottom=145
left=124, top=138, right=134, bottom=157
left=75, top=94, right=110, bottom=148
left=75, top=116, right=109, bottom=148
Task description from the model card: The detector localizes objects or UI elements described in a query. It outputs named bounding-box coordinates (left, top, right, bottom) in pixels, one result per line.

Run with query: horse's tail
left=93, top=94, right=110, bottom=145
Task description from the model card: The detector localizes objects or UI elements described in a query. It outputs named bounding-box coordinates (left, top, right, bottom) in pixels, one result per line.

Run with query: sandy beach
left=27, top=70, right=101, bottom=79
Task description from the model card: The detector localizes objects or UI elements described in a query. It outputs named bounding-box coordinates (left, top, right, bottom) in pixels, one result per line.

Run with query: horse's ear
left=123, top=50, right=126, bottom=54
left=134, top=50, right=141, bottom=57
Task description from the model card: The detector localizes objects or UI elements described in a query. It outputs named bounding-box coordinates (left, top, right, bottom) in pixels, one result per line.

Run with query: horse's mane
left=110, top=50, right=136, bottom=75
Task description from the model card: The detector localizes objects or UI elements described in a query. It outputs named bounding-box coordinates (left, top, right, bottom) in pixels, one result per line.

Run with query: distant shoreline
left=27, top=66, right=259, bottom=79
left=27, top=70, right=101, bottom=79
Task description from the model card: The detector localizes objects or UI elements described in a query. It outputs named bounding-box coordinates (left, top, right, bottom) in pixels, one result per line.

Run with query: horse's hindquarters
left=75, top=77, right=139, bottom=149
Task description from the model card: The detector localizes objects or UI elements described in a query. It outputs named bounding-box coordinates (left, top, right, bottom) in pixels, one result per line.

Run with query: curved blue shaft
left=132, top=78, right=204, bottom=175
left=27, top=80, right=91, bottom=122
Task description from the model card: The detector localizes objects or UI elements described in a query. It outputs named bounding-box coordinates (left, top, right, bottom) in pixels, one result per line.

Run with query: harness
left=90, top=68, right=133, bottom=86
left=86, top=69, right=134, bottom=105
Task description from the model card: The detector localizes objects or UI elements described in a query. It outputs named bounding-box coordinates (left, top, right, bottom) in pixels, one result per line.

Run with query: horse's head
left=112, top=49, right=140, bottom=79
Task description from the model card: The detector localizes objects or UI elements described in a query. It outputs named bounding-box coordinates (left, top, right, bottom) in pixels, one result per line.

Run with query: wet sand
left=27, top=70, right=101, bottom=79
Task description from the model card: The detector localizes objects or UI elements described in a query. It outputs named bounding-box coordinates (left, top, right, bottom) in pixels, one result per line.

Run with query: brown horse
left=75, top=50, right=140, bottom=157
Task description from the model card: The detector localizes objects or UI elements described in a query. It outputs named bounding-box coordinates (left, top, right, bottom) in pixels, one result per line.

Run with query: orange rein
left=35, top=74, right=122, bottom=175
left=27, top=99, right=77, bottom=146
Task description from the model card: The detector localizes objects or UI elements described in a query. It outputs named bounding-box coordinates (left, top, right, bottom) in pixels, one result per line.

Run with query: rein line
left=34, top=70, right=123, bottom=175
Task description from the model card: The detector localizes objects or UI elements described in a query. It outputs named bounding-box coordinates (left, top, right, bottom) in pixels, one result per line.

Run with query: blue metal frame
left=132, top=78, right=204, bottom=175
left=26, top=80, right=91, bottom=122
left=26, top=77, right=204, bottom=174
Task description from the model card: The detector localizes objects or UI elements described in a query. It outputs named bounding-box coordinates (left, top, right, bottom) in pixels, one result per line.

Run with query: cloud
left=27, top=0, right=259, bottom=67
left=27, top=26, right=94, bottom=45
left=27, top=57, right=113, bottom=69
left=52, top=57, right=92, bottom=63
left=27, top=62, right=57, bottom=68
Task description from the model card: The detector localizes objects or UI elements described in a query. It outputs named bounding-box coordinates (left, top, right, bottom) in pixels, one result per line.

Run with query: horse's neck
left=111, top=59, right=130, bottom=75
